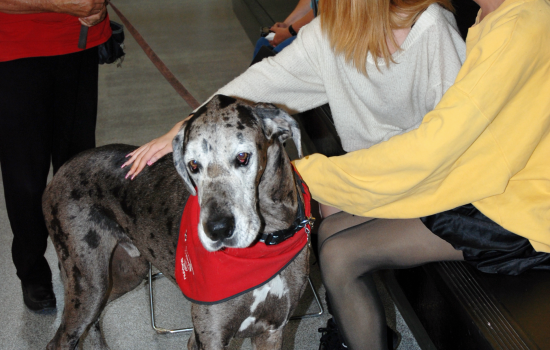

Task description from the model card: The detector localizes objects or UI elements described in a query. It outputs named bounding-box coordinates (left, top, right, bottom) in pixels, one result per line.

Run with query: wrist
left=288, top=24, right=297, bottom=36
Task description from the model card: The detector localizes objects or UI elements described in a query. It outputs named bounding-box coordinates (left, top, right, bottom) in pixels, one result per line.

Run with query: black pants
left=0, top=48, right=99, bottom=285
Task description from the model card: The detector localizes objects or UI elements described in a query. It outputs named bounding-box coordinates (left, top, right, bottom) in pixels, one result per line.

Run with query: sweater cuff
left=292, top=153, right=329, bottom=203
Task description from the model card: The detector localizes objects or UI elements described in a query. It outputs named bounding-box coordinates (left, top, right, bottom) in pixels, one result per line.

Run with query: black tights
left=317, top=212, right=463, bottom=350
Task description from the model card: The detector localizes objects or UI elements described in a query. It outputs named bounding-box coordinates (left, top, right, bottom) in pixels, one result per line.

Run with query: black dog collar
left=260, top=171, right=314, bottom=245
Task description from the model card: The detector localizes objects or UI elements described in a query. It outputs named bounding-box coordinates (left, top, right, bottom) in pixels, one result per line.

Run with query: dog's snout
left=206, top=215, right=235, bottom=241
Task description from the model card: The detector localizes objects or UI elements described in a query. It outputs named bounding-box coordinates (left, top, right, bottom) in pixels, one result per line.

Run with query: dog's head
left=172, top=95, right=301, bottom=251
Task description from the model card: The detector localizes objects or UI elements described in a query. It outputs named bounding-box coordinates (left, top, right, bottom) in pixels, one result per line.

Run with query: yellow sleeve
left=293, top=89, right=506, bottom=218
left=294, top=9, right=550, bottom=219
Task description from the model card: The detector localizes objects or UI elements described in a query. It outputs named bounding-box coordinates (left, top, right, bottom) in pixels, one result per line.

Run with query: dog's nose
left=206, top=215, right=235, bottom=241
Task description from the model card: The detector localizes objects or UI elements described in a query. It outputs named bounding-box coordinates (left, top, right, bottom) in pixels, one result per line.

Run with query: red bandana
left=175, top=174, right=311, bottom=304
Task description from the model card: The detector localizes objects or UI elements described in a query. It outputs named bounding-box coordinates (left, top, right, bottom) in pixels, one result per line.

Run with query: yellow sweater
left=293, top=0, right=550, bottom=252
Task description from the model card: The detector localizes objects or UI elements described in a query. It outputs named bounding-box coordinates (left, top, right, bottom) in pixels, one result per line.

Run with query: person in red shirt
left=0, top=0, right=111, bottom=313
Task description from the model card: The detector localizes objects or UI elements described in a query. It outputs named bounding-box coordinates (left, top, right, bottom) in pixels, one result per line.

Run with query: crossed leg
left=317, top=211, right=463, bottom=350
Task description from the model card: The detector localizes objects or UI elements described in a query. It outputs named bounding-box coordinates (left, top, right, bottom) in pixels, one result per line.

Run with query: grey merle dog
left=43, top=95, right=310, bottom=350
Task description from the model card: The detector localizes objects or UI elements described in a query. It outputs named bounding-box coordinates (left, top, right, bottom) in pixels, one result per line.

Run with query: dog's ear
left=172, top=118, right=197, bottom=196
left=254, top=104, right=302, bottom=158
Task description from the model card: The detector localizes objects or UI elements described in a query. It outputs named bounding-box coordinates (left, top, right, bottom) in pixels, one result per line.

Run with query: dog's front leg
left=187, top=331, right=198, bottom=350
left=188, top=303, right=234, bottom=350
left=85, top=321, right=110, bottom=350
left=251, top=328, right=284, bottom=350
left=187, top=329, right=231, bottom=350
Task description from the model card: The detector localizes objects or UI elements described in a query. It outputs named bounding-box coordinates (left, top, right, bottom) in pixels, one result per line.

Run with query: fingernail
left=131, top=174, right=136, bottom=180
left=121, top=163, right=126, bottom=168
left=125, top=173, right=130, bottom=179
left=147, top=161, right=152, bottom=166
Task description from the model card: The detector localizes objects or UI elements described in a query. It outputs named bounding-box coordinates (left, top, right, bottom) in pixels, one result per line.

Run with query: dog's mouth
left=198, top=219, right=261, bottom=252
left=202, top=239, right=225, bottom=252
left=199, top=235, right=249, bottom=252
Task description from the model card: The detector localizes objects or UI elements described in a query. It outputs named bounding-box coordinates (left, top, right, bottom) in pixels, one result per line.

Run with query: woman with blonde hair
left=124, top=0, right=466, bottom=348
left=124, top=0, right=465, bottom=175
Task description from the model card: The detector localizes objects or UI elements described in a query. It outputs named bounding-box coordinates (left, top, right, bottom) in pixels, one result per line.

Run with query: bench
left=381, top=263, right=550, bottom=349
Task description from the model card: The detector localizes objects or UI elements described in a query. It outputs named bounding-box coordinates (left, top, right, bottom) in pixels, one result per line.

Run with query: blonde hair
left=319, top=0, right=454, bottom=74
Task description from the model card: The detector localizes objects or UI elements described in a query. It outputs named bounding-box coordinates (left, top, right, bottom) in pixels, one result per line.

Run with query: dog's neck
left=257, top=142, right=300, bottom=233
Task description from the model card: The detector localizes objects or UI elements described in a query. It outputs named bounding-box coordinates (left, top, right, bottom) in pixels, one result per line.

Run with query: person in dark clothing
left=0, top=0, right=111, bottom=313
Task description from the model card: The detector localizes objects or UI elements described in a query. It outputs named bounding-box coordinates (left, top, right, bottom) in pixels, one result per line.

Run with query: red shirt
left=0, top=12, right=111, bottom=62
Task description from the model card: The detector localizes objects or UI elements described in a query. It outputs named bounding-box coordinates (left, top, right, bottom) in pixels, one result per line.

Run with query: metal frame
left=148, top=262, right=324, bottom=334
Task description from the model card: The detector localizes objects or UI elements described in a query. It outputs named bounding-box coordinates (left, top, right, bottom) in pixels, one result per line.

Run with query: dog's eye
left=188, top=160, right=199, bottom=173
left=236, top=152, right=250, bottom=166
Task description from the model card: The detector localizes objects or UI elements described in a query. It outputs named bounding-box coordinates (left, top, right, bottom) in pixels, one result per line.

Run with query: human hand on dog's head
left=122, top=114, right=193, bottom=180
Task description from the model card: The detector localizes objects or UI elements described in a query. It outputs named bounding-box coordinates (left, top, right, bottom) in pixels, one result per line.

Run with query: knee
left=255, top=37, right=269, bottom=47
left=317, top=215, right=343, bottom=248
left=319, top=236, right=364, bottom=289
left=253, top=38, right=271, bottom=56
left=317, top=219, right=356, bottom=283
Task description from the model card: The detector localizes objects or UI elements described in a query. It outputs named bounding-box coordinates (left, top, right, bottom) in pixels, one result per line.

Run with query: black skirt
left=421, top=204, right=550, bottom=275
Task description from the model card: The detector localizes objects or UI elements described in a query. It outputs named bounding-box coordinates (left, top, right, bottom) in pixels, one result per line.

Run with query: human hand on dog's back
left=122, top=119, right=186, bottom=179
left=0, top=0, right=106, bottom=18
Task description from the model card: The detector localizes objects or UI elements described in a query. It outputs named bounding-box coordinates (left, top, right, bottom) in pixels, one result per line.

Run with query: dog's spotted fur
left=43, top=96, right=309, bottom=350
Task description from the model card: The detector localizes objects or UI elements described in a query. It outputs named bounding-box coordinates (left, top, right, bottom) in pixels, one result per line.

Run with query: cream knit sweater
left=213, top=4, right=466, bottom=152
